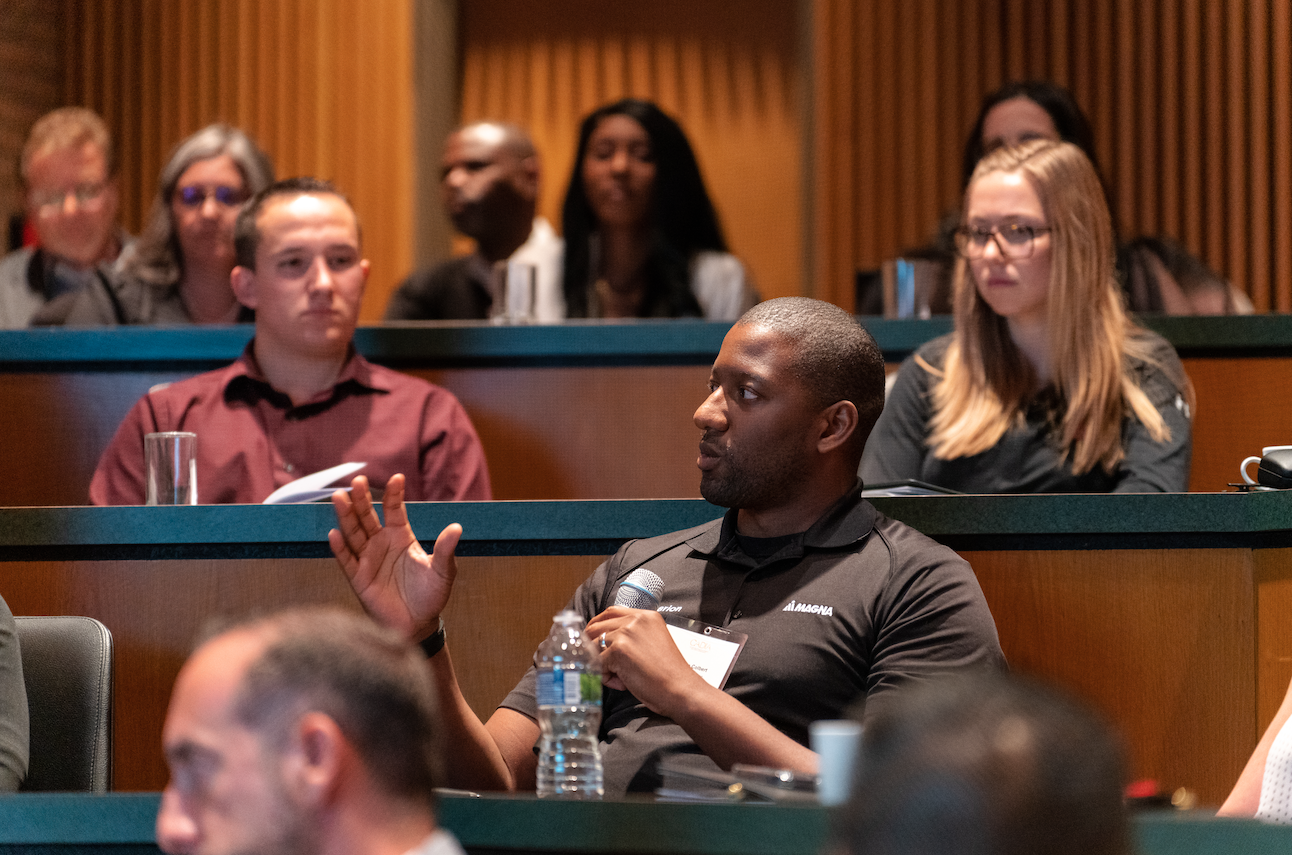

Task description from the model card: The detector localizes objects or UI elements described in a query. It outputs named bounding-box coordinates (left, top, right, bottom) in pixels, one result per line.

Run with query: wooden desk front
left=1, top=493, right=1289, bottom=806
left=4, top=316, right=1292, bottom=505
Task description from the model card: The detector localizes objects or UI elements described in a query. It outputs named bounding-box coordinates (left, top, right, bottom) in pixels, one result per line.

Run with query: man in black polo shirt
left=330, top=297, right=1004, bottom=795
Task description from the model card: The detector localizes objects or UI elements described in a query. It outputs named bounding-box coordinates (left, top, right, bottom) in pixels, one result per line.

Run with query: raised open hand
left=329, top=473, right=462, bottom=641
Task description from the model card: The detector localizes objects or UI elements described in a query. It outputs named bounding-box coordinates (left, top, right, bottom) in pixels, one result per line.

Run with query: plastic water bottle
left=535, top=610, right=604, bottom=798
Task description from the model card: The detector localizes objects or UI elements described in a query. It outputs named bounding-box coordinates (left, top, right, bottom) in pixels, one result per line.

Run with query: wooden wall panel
left=458, top=0, right=805, bottom=302
left=0, top=553, right=604, bottom=790
left=812, top=0, right=1292, bottom=312
left=0, top=0, right=68, bottom=238
left=967, top=546, right=1256, bottom=806
left=62, top=0, right=414, bottom=322
left=1, top=543, right=1271, bottom=799
left=46, top=2, right=1292, bottom=315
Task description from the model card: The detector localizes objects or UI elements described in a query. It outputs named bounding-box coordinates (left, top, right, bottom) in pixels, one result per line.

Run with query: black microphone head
left=615, top=567, right=664, bottom=610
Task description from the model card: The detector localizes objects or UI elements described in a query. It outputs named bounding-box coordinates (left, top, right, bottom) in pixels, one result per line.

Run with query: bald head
left=441, top=122, right=539, bottom=260
left=456, top=122, right=535, bottom=160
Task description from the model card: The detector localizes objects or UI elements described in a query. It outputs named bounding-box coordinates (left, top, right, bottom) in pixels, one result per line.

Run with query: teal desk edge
left=0, top=492, right=1289, bottom=557
left=0, top=315, right=1286, bottom=368
left=2, top=794, right=1291, bottom=855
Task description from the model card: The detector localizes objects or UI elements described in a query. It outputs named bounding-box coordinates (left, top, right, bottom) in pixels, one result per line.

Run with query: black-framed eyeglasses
left=953, top=223, right=1052, bottom=259
left=175, top=185, right=250, bottom=208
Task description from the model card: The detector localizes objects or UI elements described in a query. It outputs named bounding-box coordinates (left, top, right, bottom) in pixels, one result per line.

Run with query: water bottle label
left=537, top=670, right=602, bottom=706
left=577, top=671, right=602, bottom=704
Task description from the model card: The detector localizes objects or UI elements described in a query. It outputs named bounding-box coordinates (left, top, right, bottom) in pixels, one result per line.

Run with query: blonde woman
left=861, top=140, right=1192, bottom=493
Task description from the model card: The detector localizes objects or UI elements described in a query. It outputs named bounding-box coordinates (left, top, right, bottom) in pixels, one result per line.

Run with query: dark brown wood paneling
left=2, top=544, right=1277, bottom=805
left=965, top=546, right=1258, bottom=806
left=0, top=553, right=603, bottom=790
left=4, top=354, right=1291, bottom=504
left=63, top=0, right=415, bottom=322
left=810, top=0, right=1292, bottom=312
left=0, top=0, right=69, bottom=233
left=458, top=0, right=804, bottom=302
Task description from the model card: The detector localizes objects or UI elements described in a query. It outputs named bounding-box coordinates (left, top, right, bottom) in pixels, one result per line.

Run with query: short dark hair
left=228, top=608, right=442, bottom=808
left=962, top=80, right=1098, bottom=188
left=736, top=297, right=886, bottom=456
left=233, top=176, right=360, bottom=270
left=833, top=673, right=1131, bottom=855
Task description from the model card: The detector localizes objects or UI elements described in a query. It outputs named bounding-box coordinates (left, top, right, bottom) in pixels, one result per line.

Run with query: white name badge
left=662, top=616, right=747, bottom=690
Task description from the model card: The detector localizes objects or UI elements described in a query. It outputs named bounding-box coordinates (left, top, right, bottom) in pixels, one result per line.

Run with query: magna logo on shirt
left=782, top=599, right=834, bottom=617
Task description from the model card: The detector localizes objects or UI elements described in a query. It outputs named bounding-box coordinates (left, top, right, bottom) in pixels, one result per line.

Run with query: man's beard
left=699, top=445, right=803, bottom=512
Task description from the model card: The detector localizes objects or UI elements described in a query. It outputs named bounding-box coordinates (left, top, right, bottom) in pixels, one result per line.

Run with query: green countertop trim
left=0, top=500, right=724, bottom=548
left=0, top=492, right=1287, bottom=551
left=2, top=793, right=1291, bottom=855
left=1133, top=812, right=1292, bottom=854
left=0, top=793, right=161, bottom=843
left=437, top=794, right=827, bottom=855
left=0, top=315, right=1287, bottom=368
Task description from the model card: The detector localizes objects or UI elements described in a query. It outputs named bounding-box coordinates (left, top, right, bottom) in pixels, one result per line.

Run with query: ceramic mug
left=1241, top=445, right=1292, bottom=485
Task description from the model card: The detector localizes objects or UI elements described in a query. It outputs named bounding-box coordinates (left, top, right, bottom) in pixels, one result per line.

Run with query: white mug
left=1241, top=445, right=1292, bottom=485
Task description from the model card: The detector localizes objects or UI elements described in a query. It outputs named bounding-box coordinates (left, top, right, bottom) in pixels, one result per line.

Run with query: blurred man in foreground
left=156, top=607, right=463, bottom=855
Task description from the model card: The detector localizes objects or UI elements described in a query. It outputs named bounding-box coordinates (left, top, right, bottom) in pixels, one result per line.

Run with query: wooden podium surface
left=1, top=491, right=1290, bottom=806
left=2, top=315, right=1291, bottom=505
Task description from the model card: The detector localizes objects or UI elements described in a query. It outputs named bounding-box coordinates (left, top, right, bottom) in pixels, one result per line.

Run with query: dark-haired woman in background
left=961, top=80, right=1098, bottom=188
left=62, top=124, right=274, bottom=325
left=561, top=99, right=756, bottom=319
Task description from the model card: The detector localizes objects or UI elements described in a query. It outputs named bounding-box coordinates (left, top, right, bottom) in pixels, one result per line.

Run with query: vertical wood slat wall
left=458, top=0, right=805, bottom=301
left=62, top=0, right=414, bottom=322
left=812, top=0, right=1292, bottom=312
left=0, top=2, right=68, bottom=231
left=57, top=1, right=1292, bottom=314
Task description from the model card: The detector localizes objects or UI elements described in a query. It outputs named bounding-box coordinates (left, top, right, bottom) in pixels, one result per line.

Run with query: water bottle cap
left=553, top=609, right=584, bottom=625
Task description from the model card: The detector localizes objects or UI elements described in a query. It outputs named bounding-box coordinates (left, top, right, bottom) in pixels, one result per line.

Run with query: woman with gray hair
left=59, top=124, right=273, bottom=325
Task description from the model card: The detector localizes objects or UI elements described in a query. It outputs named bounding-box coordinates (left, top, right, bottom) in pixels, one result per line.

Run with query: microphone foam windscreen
left=614, top=567, right=665, bottom=610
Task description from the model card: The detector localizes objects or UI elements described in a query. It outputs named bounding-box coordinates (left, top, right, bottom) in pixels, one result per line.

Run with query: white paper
left=262, top=461, right=367, bottom=504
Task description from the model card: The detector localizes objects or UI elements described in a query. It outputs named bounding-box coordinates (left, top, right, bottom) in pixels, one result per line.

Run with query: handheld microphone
left=614, top=568, right=664, bottom=610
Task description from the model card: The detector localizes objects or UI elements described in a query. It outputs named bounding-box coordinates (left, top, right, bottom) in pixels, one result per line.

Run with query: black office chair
left=15, top=616, right=114, bottom=792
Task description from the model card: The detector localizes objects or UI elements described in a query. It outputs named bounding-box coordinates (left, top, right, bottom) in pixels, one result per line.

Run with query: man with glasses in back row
left=0, top=107, right=128, bottom=327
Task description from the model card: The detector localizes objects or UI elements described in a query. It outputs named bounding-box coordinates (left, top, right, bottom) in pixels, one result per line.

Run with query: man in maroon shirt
left=90, top=177, right=491, bottom=504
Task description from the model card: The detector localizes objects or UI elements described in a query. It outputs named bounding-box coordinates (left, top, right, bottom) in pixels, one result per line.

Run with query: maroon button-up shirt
left=90, top=345, right=492, bottom=504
